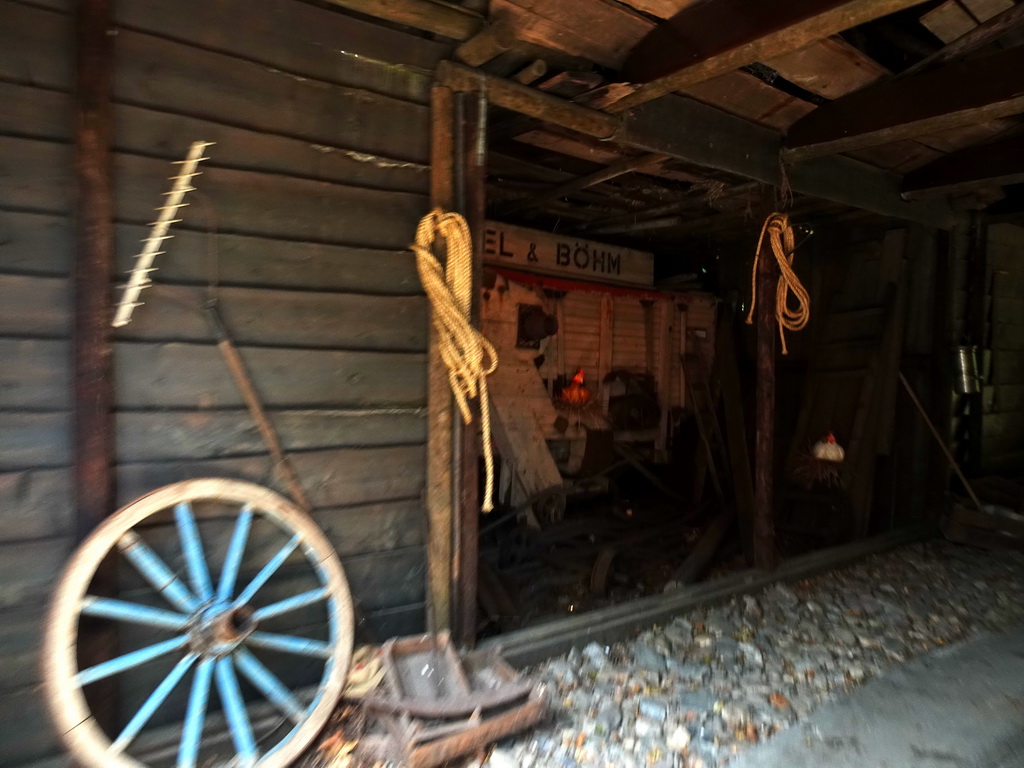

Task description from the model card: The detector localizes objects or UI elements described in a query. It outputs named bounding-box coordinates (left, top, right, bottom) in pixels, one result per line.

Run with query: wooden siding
left=0, top=0, right=445, bottom=763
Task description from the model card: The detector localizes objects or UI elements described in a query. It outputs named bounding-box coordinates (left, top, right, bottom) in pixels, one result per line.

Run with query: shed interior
left=3, top=0, right=1024, bottom=765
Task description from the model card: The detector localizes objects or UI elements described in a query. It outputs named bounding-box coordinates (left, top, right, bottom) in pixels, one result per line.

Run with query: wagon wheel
left=41, top=478, right=354, bottom=768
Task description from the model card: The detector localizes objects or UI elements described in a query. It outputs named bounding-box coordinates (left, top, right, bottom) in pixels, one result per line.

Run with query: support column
left=74, top=0, right=116, bottom=729
left=426, top=85, right=456, bottom=632
left=454, top=89, right=486, bottom=647
left=753, top=209, right=778, bottom=569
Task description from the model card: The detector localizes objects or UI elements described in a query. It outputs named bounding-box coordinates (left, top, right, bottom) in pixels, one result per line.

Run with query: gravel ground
left=483, top=540, right=1024, bottom=768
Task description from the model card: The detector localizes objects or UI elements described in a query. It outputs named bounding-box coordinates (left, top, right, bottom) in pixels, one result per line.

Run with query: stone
left=546, top=659, right=577, bottom=684
left=678, top=691, right=717, bottom=714
left=667, top=660, right=710, bottom=681
left=667, top=724, right=692, bottom=751
left=739, top=642, right=764, bottom=669
left=634, top=716, right=663, bottom=739
left=638, top=696, right=669, bottom=722
left=832, top=627, right=857, bottom=645
left=633, top=642, right=668, bottom=672
left=583, top=641, right=608, bottom=668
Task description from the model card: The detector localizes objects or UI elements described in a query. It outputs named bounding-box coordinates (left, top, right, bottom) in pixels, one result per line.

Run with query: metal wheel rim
left=41, top=478, right=354, bottom=768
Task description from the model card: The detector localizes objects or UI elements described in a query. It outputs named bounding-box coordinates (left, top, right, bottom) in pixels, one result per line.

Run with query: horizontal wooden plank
left=0, top=82, right=428, bottom=195
left=0, top=137, right=428, bottom=249
left=111, top=0, right=444, bottom=97
left=0, top=411, right=70, bottom=469
left=115, top=342, right=426, bottom=409
left=0, top=683, right=59, bottom=766
left=0, top=274, right=69, bottom=337
left=0, top=4, right=433, bottom=159
left=344, top=545, right=426, bottom=611
left=0, top=339, right=70, bottom=409
left=0, top=467, right=72, bottom=541
left=0, top=406, right=426, bottom=468
left=0, top=338, right=425, bottom=409
left=0, top=537, right=71, bottom=610
left=363, top=601, right=425, bottom=639
left=0, top=137, right=428, bottom=247
left=117, top=445, right=426, bottom=508
left=116, top=408, right=426, bottom=462
left=0, top=274, right=429, bottom=350
left=0, top=211, right=423, bottom=294
left=0, top=606, right=45, bottom=689
left=119, top=284, right=427, bottom=351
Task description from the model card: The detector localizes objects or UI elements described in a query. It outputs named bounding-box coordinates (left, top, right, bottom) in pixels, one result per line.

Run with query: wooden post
left=74, top=0, right=117, bottom=731
left=753, top=205, right=778, bottom=570
left=454, top=89, right=486, bottom=647
left=426, top=85, right=456, bottom=633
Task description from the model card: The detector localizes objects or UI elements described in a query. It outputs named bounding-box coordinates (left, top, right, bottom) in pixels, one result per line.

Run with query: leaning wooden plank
left=114, top=342, right=425, bottom=409
left=116, top=409, right=426, bottom=462
left=0, top=467, right=73, bottom=540
left=613, top=0, right=929, bottom=112
left=784, top=46, right=1024, bottom=161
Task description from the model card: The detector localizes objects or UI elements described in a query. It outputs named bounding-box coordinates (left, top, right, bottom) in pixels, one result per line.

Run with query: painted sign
left=482, top=221, right=654, bottom=287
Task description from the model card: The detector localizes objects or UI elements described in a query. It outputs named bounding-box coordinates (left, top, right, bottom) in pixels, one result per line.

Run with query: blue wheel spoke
left=110, top=653, right=198, bottom=754
left=215, top=658, right=258, bottom=765
left=252, top=588, right=328, bottom=623
left=178, top=658, right=215, bottom=768
left=246, top=631, right=331, bottom=659
left=234, top=647, right=304, bottom=723
left=217, top=505, right=253, bottom=602
left=175, top=502, right=213, bottom=601
left=234, top=535, right=301, bottom=607
left=76, top=635, right=189, bottom=687
left=118, top=531, right=198, bottom=612
left=81, top=596, right=189, bottom=631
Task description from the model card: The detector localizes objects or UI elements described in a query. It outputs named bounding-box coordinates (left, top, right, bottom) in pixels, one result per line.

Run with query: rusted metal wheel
left=41, top=478, right=354, bottom=768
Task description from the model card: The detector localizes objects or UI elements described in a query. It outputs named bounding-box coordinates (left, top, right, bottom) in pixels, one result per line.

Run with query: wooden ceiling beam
left=321, top=0, right=482, bottom=40
left=784, top=45, right=1024, bottom=161
left=607, top=0, right=930, bottom=113
left=436, top=62, right=957, bottom=227
left=902, top=133, right=1024, bottom=198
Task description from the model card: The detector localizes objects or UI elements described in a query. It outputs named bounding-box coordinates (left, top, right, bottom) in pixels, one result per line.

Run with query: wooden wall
left=981, top=223, right=1024, bottom=474
left=0, top=0, right=446, bottom=763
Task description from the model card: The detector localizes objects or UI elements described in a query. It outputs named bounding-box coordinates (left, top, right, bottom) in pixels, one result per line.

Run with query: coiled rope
left=746, top=212, right=810, bottom=355
left=411, top=209, right=499, bottom=512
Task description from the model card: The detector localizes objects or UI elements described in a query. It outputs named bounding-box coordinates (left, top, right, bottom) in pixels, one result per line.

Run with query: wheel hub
left=189, top=603, right=258, bottom=656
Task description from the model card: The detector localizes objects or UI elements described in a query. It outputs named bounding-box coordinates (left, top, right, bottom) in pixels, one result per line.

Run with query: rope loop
left=746, top=212, right=810, bottom=355
left=411, top=209, right=499, bottom=512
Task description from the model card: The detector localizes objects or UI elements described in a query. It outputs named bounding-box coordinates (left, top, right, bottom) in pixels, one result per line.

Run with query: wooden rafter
left=321, top=0, right=482, bottom=40
left=784, top=45, right=1024, bottom=161
left=902, top=133, right=1024, bottom=197
left=899, top=0, right=1024, bottom=78
left=436, top=62, right=956, bottom=227
left=606, top=0, right=930, bottom=113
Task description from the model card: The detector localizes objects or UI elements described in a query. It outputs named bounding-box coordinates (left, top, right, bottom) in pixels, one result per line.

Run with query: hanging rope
left=411, top=209, right=499, bottom=512
left=746, top=212, right=811, bottom=355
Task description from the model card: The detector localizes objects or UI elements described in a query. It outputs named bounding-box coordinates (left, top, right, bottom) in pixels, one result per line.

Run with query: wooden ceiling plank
left=320, top=0, right=483, bottom=40
left=902, top=133, right=1024, bottom=197
left=765, top=36, right=889, bottom=99
left=783, top=45, right=1024, bottom=161
left=902, top=0, right=1024, bottom=77
left=436, top=62, right=956, bottom=227
left=498, top=153, right=669, bottom=215
left=609, top=0, right=930, bottom=113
